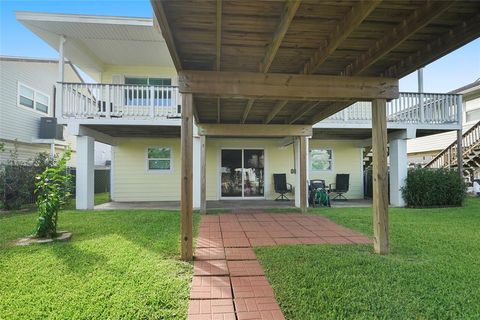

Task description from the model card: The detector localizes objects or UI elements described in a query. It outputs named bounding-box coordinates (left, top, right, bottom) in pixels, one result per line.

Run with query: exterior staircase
left=424, top=120, right=480, bottom=179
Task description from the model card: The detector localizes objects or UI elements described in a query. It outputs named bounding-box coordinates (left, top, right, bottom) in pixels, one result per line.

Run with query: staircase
left=424, top=120, right=480, bottom=179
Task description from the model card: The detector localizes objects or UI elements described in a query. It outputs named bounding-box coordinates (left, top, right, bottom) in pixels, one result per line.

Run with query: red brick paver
left=188, top=211, right=371, bottom=320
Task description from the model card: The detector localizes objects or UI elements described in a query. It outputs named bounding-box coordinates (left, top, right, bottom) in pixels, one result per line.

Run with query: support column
left=57, top=36, right=66, bottom=119
left=76, top=135, right=94, bottom=210
left=110, top=146, right=115, bottom=201
left=389, top=138, right=407, bottom=207
left=294, top=138, right=300, bottom=207
left=372, top=99, right=389, bottom=255
left=457, top=95, right=464, bottom=178
left=200, top=135, right=207, bottom=214
left=181, top=93, right=194, bottom=261
left=299, top=136, right=308, bottom=213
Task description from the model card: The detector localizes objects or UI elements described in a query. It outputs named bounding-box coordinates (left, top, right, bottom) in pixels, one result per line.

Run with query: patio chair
left=273, top=174, right=292, bottom=201
left=329, top=174, right=350, bottom=201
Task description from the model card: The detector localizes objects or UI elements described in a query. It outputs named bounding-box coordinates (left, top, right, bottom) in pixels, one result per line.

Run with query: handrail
left=58, top=81, right=179, bottom=88
left=323, top=92, right=461, bottom=125
left=424, top=120, right=480, bottom=168
left=58, top=82, right=181, bottom=120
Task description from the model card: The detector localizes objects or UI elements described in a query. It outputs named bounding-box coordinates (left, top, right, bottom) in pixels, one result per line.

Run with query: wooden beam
left=198, top=124, right=312, bottom=137
left=384, top=13, right=480, bottom=78
left=200, top=135, right=207, bottom=214
left=180, top=93, right=193, bottom=261
left=216, top=0, right=222, bottom=71
left=259, top=0, right=301, bottom=73
left=178, top=71, right=399, bottom=100
left=299, top=136, right=308, bottom=213
left=288, top=101, right=321, bottom=124
left=151, top=0, right=182, bottom=70
left=372, top=98, right=389, bottom=255
left=310, top=101, right=355, bottom=124
left=241, top=99, right=255, bottom=124
left=303, top=0, right=381, bottom=74
left=216, top=98, right=221, bottom=123
left=345, top=0, right=454, bottom=76
left=264, top=100, right=288, bottom=124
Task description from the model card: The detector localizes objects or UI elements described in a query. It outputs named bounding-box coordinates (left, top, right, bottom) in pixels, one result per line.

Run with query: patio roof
left=16, top=11, right=174, bottom=80
left=151, top=0, right=480, bottom=125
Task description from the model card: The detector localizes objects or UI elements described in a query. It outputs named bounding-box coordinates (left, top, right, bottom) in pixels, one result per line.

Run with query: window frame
left=17, top=82, right=50, bottom=115
left=309, top=148, right=334, bottom=172
left=124, top=76, right=172, bottom=87
left=145, top=146, right=173, bottom=173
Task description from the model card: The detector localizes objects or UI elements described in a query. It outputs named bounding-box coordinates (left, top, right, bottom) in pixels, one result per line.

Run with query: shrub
left=0, top=143, right=55, bottom=210
left=34, top=149, right=72, bottom=238
left=401, top=168, right=466, bottom=208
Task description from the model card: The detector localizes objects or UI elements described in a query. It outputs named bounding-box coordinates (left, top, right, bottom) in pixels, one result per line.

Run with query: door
left=221, top=149, right=265, bottom=198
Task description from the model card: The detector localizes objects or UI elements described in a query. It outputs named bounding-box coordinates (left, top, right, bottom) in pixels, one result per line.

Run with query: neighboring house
left=0, top=56, right=82, bottom=165
left=16, top=11, right=465, bottom=209
left=407, top=80, right=480, bottom=178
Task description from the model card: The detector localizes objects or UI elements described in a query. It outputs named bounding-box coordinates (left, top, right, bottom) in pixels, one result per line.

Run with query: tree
left=34, top=149, right=73, bottom=238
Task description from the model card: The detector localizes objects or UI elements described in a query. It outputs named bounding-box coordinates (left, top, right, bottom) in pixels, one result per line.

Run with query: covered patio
left=151, top=0, right=480, bottom=262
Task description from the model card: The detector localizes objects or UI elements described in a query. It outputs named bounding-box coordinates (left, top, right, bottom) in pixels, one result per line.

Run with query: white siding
left=0, top=59, right=80, bottom=143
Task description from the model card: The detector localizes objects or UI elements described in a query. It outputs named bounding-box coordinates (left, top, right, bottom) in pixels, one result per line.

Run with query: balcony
left=57, top=82, right=181, bottom=123
left=316, top=92, right=462, bottom=130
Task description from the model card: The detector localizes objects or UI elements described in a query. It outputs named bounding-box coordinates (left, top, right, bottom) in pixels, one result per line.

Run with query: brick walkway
left=188, top=211, right=370, bottom=320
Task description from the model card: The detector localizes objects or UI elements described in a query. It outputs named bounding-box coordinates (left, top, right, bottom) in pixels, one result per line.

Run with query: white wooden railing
left=325, top=92, right=462, bottom=125
left=57, top=83, right=181, bottom=120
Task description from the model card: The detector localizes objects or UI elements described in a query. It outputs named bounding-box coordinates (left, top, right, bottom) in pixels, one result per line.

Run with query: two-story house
left=17, top=11, right=465, bottom=210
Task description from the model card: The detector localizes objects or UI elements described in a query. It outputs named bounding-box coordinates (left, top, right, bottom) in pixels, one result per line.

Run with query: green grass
left=0, top=209, right=200, bottom=319
left=255, top=197, right=480, bottom=319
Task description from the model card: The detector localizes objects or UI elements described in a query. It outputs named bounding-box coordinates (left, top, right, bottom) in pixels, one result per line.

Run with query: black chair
left=273, top=174, right=292, bottom=201
left=309, top=179, right=325, bottom=206
left=329, top=174, right=350, bottom=201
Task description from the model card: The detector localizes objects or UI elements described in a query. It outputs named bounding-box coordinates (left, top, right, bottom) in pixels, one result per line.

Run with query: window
left=147, top=147, right=171, bottom=171
left=310, top=149, right=333, bottom=171
left=124, top=77, right=172, bottom=106
left=18, top=83, right=50, bottom=114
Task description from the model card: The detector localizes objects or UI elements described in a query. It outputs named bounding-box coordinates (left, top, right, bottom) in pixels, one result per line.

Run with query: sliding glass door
left=221, top=149, right=264, bottom=198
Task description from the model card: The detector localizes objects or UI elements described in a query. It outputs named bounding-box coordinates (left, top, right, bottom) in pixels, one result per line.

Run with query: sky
left=1, top=0, right=479, bottom=92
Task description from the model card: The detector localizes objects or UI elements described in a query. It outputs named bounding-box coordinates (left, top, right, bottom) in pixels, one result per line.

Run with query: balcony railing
left=57, top=82, right=181, bottom=120
left=324, top=92, right=462, bottom=125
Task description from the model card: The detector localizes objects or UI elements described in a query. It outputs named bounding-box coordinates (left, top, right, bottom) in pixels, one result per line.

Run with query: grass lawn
left=0, top=209, right=200, bottom=319
left=255, top=197, right=480, bottom=319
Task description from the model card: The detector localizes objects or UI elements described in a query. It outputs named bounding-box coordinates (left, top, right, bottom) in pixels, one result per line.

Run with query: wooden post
left=372, top=98, right=389, bottom=254
left=299, top=136, right=308, bottom=213
left=200, top=135, right=207, bottom=214
left=181, top=93, right=193, bottom=261
left=456, top=95, right=463, bottom=178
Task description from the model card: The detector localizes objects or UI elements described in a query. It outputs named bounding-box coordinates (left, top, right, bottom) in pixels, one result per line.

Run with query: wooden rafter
left=259, top=0, right=301, bottom=73
left=288, top=101, right=320, bottom=124
left=384, top=12, right=480, bottom=78
left=216, top=0, right=222, bottom=71
left=150, top=0, right=182, bottom=70
left=264, top=100, right=288, bottom=124
left=310, top=101, right=355, bottom=125
left=216, top=98, right=221, bottom=123
left=241, top=99, right=255, bottom=124
left=302, top=0, right=381, bottom=75
left=344, top=0, right=455, bottom=76
left=178, top=71, right=399, bottom=101
left=243, top=0, right=300, bottom=124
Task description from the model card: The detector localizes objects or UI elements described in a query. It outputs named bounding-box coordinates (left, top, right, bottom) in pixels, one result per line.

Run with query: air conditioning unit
left=39, top=117, right=64, bottom=140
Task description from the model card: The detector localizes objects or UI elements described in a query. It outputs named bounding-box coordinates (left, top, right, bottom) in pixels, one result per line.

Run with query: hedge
left=401, top=168, right=466, bottom=208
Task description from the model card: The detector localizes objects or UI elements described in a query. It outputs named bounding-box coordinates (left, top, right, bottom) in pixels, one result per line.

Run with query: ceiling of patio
left=152, top=0, right=480, bottom=125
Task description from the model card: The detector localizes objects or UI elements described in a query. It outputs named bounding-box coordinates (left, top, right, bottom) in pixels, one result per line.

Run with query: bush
left=0, top=143, right=55, bottom=210
left=402, top=168, right=466, bottom=208
left=34, top=149, right=73, bottom=238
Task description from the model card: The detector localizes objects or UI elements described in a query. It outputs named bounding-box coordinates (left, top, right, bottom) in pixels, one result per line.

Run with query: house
left=408, top=80, right=480, bottom=179
left=0, top=56, right=82, bottom=164
left=16, top=0, right=480, bottom=258
left=16, top=8, right=470, bottom=210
